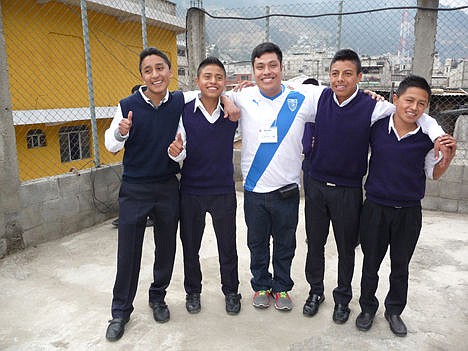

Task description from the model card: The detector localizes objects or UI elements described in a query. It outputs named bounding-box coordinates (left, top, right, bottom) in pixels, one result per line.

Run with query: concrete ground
left=1, top=190, right=467, bottom=351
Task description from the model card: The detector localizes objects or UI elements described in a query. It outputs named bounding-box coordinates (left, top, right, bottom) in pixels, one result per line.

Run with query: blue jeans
left=244, top=188, right=299, bottom=293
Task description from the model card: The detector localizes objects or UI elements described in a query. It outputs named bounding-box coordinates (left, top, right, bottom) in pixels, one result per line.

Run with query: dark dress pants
left=305, top=177, right=362, bottom=305
left=180, top=192, right=239, bottom=295
left=359, top=199, right=422, bottom=315
left=111, top=176, right=179, bottom=319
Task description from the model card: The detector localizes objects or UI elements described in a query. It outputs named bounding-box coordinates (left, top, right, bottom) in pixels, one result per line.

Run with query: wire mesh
left=2, top=0, right=467, bottom=182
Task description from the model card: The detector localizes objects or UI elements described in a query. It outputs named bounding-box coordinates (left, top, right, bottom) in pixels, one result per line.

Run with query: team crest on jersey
left=287, top=98, right=298, bottom=111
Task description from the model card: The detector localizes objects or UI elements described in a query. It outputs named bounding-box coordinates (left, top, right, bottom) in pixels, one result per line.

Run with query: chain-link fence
left=2, top=0, right=467, bottom=182
left=202, top=0, right=468, bottom=134
left=3, top=0, right=185, bottom=181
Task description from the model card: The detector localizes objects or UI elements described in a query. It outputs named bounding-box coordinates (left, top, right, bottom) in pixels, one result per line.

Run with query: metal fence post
left=187, top=7, right=206, bottom=90
left=336, top=0, right=343, bottom=51
left=265, top=6, right=270, bottom=42
left=412, top=0, right=439, bottom=82
left=0, top=2, right=24, bottom=257
left=80, top=0, right=100, bottom=167
left=140, top=0, right=148, bottom=49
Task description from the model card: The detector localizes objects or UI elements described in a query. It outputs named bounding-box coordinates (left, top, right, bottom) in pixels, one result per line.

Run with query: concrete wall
left=2, top=117, right=467, bottom=257
left=18, top=165, right=121, bottom=248
left=423, top=114, right=468, bottom=213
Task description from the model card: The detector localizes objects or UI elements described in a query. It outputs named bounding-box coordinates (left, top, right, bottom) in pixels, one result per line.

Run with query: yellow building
left=2, top=0, right=185, bottom=181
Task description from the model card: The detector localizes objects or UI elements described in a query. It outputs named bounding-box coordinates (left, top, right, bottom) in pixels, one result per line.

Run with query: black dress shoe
left=105, top=317, right=129, bottom=342
left=225, top=293, right=242, bottom=315
left=385, top=312, right=407, bottom=336
left=355, top=312, right=374, bottom=331
left=185, top=293, right=201, bottom=314
left=149, top=301, right=170, bottom=323
left=303, top=294, right=325, bottom=316
left=333, top=304, right=350, bottom=324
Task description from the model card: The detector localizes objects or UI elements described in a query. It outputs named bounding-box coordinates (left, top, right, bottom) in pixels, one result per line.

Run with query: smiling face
left=196, top=64, right=226, bottom=100
left=329, top=60, right=362, bottom=104
left=253, top=52, right=283, bottom=97
left=140, top=54, right=172, bottom=101
left=393, top=87, right=429, bottom=128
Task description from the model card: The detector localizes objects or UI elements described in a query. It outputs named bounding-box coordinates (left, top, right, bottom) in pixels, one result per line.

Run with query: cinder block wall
left=18, top=164, right=121, bottom=248
left=6, top=115, right=467, bottom=253
left=422, top=114, right=468, bottom=213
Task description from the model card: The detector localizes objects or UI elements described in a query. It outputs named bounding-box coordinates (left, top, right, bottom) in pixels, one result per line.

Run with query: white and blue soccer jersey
left=230, top=85, right=318, bottom=193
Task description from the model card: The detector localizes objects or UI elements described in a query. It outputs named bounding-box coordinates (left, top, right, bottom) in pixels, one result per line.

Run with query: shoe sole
left=252, top=303, right=270, bottom=309
left=275, top=304, right=292, bottom=311
left=226, top=309, right=240, bottom=315
left=356, top=322, right=372, bottom=331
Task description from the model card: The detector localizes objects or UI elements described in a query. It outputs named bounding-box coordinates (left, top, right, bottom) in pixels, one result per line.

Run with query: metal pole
left=412, top=0, right=439, bottom=82
left=187, top=6, right=205, bottom=90
left=265, top=6, right=270, bottom=42
left=80, top=0, right=100, bottom=167
left=0, top=0, right=24, bottom=257
left=140, top=0, right=148, bottom=49
left=336, top=0, right=343, bottom=51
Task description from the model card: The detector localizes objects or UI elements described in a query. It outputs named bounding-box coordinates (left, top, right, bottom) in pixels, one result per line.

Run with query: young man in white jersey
left=229, top=42, right=317, bottom=311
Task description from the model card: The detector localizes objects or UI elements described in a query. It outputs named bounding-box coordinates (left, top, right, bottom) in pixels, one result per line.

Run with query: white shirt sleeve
left=425, top=148, right=443, bottom=179
left=371, top=100, right=445, bottom=142
left=371, top=100, right=395, bottom=125
left=296, top=85, right=326, bottom=123
left=417, top=113, right=445, bottom=142
left=168, top=116, right=187, bottom=162
left=183, top=90, right=200, bottom=104
left=104, top=103, right=128, bottom=153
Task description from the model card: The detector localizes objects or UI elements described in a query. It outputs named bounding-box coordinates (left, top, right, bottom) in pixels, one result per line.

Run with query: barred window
left=58, top=125, right=91, bottom=162
left=26, top=129, right=47, bottom=148
left=178, top=67, right=186, bottom=76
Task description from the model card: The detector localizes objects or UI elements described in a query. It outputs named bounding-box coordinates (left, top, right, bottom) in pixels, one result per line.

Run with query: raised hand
left=119, top=111, right=133, bottom=136
left=169, top=132, right=184, bottom=157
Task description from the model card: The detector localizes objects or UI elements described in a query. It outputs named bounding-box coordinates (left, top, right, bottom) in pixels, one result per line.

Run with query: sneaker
left=225, top=293, right=242, bottom=315
left=274, top=291, right=292, bottom=311
left=252, top=290, right=271, bottom=308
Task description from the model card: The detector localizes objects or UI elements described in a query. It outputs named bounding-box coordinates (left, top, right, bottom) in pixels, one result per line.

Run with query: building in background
left=3, top=0, right=185, bottom=181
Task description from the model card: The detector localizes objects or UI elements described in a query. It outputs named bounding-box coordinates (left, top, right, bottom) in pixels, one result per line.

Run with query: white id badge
left=258, top=127, right=278, bottom=143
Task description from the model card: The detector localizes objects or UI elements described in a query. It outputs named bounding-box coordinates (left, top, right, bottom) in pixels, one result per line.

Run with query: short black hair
left=303, top=78, right=319, bottom=86
left=131, top=84, right=141, bottom=94
left=197, top=56, right=226, bottom=77
left=139, top=47, right=171, bottom=72
left=396, top=75, right=431, bottom=99
left=330, top=49, right=362, bottom=73
left=251, top=42, right=283, bottom=66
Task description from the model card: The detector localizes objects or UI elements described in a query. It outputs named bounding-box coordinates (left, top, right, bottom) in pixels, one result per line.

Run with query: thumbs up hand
left=119, top=111, right=133, bottom=136
left=169, top=132, right=184, bottom=157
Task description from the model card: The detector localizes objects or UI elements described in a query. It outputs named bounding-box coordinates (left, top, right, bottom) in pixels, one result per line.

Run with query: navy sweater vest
left=308, top=88, right=377, bottom=187
left=180, top=100, right=237, bottom=195
left=120, top=91, right=184, bottom=182
left=365, top=116, right=434, bottom=207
